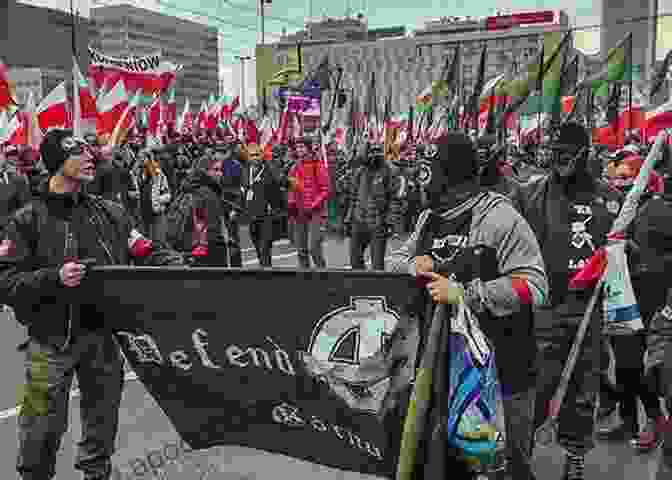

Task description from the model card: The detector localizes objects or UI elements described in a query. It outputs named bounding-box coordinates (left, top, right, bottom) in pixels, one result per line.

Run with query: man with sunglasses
left=509, top=122, right=622, bottom=480
left=0, top=129, right=184, bottom=480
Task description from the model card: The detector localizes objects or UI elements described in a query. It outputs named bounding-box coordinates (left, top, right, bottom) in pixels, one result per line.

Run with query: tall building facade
left=91, top=3, right=219, bottom=109
left=601, top=0, right=658, bottom=82
left=2, top=0, right=92, bottom=95
left=261, top=11, right=570, bottom=126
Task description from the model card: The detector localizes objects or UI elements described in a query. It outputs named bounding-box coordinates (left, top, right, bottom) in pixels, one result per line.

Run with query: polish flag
left=164, top=87, right=177, bottom=127
left=196, top=100, right=208, bottom=131
left=2, top=112, right=24, bottom=145
left=147, top=96, right=162, bottom=137
left=36, top=82, right=68, bottom=132
left=108, top=92, right=141, bottom=146
left=643, top=99, right=672, bottom=141
left=97, top=80, right=129, bottom=138
left=23, top=91, right=42, bottom=148
left=177, top=98, right=192, bottom=134
left=73, top=58, right=98, bottom=137
left=0, top=59, right=17, bottom=112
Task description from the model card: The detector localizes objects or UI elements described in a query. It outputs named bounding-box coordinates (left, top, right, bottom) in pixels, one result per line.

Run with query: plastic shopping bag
left=602, top=240, right=645, bottom=334
left=446, top=301, right=503, bottom=471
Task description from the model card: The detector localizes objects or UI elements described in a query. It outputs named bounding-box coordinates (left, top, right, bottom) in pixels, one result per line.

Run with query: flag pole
left=628, top=35, right=633, bottom=139
left=70, top=0, right=77, bottom=58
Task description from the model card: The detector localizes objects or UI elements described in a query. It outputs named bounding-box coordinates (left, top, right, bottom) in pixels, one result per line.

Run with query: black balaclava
left=365, top=143, right=385, bottom=168
left=425, top=132, right=479, bottom=209
left=550, top=121, right=591, bottom=191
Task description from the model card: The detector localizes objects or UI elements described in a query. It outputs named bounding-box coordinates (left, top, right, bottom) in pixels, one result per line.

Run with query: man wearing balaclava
left=0, top=129, right=183, bottom=480
left=340, top=141, right=403, bottom=270
left=386, top=132, right=548, bottom=480
left=508, top=122, right=622, bottom=480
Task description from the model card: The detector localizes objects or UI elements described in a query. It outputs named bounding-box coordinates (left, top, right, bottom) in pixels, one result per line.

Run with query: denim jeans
left=502, top=388, right=536, bottom=480
left=293, top=218, right=326, bottom=269
left=17, top=331, right=124, bottom=480
left=349, top=222, right=388, bottom=271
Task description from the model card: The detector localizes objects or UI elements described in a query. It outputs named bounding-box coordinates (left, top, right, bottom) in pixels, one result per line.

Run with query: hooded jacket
left=166, top=169, right=231, bottom=265
left=0, top=181, right=183, bottom=350
left=386, top=190, right=548, bottom=394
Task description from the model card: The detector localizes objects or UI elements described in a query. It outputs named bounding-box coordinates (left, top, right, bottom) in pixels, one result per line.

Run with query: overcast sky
left=17, top=0, right=672, bottom=103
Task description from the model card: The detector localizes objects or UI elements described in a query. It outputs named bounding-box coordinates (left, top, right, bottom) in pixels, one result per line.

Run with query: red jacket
left=287, top=158, right=330, bottom=222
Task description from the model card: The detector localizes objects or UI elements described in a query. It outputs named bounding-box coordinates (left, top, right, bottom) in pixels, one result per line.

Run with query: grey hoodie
left=386, top=191, right=548, bottom=317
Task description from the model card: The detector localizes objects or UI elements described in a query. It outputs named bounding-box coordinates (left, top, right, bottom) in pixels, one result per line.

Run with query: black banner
left=87, top=267, right=417, bottom=477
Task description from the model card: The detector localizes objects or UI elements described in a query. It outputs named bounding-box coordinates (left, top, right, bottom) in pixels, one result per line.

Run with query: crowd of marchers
left=1, top=123, right=672, bottom=480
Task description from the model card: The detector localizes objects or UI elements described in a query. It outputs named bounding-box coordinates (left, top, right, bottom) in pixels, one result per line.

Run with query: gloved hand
left=192, top=245, right=208, bottom=258
left=423, top=272, right=464, bottom=305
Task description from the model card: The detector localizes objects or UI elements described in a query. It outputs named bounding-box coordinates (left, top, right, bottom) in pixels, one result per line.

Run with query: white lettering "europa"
left=117, top=329, right=296, bottom=377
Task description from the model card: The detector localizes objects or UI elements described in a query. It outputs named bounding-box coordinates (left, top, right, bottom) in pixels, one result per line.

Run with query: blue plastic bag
left=446, top=301, right=503, bottom=471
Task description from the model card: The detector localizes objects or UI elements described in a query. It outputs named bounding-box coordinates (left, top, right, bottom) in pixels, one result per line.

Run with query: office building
left=91, top=3, right=219, bottom=109
left=2, top=0, right=93, bottom=95
left=260, top=11, right=571, bottom=126
left=601, top=0, right=658, bottom=82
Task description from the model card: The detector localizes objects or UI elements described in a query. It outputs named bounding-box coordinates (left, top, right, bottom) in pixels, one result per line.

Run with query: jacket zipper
left=60, top=221, right=74, bottom=352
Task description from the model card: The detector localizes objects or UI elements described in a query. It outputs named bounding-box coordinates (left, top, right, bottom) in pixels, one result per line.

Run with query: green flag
left=577, top=33, right=632, bottom=98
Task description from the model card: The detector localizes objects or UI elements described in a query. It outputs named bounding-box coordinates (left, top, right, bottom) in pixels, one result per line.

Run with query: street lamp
left=235, top=55, right=253, bottom=108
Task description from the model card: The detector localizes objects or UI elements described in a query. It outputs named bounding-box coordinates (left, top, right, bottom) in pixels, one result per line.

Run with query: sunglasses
left=60, top=137, right=92, bottom=156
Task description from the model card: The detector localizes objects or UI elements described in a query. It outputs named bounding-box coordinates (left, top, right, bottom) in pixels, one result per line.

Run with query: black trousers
left=349, top=222, right=388, bottom=271
left=227, top=219, right=242, bottom=268
left=249, top=217, right=274, bottom=267
left=610, top=334, right=662, bottom=430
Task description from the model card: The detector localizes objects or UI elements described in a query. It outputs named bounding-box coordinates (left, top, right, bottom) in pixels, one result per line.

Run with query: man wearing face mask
left=509, top=122, right=622, bottom=480
left=340, top=141, right=402, bottom=270
left=0, top=129, right=184, bottom=480
left=386, top=132, right=548, bottom=480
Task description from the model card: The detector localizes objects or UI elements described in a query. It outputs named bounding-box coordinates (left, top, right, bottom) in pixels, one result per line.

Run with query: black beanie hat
left=555, top=121, right=590, bottom=149
left=427, top=132, right=478, bottom=189
left=40, top=129, right=75, bottom=174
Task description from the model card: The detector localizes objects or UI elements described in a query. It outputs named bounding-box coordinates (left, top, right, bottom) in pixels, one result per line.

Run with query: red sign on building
left=485, top=11, right=557, bottom=30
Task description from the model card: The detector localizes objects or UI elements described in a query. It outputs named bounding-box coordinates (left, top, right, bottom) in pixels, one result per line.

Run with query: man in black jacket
left=509, top=122, right=621, bottom=480
left=166, top=152, right=234, bottom=266
left=240, top=144, right=293, bottom=267
left=0, top=129, right=183, bottom=480
left=340, top=142, right=402, bottom=270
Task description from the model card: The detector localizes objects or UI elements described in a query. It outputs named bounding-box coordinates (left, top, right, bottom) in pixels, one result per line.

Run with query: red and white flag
left=36, top=82, right=68, bottom=132
left=2, top=111, right=24, bottom=145
left=177, top=98, right=192, bottom=134
left=196, top=100, right=208, bottom=131
left=147, top=96, right=163, bottom=137
left=96, top=80, right=129, bottom=138
left=73, top=58, right=98, bottom=137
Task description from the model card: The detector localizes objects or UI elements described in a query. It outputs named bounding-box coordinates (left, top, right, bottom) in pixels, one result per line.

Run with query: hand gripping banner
left=84, top=267, right=419, bottom=476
